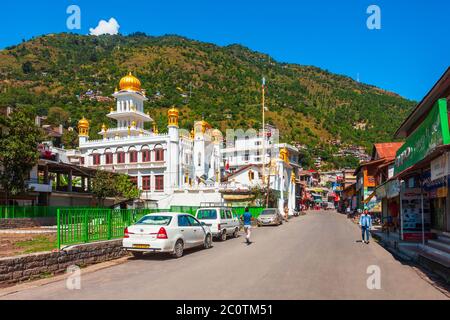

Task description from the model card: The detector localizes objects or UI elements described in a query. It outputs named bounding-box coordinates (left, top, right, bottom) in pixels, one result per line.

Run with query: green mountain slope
left=0, top=33, right=415, bottom=168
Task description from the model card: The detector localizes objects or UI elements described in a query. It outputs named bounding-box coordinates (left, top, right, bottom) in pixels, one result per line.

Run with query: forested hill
left=0, top=32, right=415, bottom=168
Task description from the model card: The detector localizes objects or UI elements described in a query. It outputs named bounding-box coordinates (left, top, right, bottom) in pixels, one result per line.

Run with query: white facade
left=75, top=73, right=221, bottom=206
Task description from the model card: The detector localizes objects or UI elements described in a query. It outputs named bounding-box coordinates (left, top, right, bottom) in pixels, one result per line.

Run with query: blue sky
left=0, top=0, right=449, bottom=101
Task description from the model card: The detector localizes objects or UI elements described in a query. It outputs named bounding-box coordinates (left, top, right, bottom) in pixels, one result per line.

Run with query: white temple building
left=74, top=73, right=301, bottom=213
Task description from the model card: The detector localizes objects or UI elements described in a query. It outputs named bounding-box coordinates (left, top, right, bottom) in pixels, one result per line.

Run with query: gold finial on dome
left=190, top=128, right=195, bottom=139
left=131, top=120, right=136, bottom=127
left=153, top=122, right=159, bottom=134
left=101, top=123, right=107, bottom=132
left=119, top=72, right=142, bottom=92
left=168, top=106, right=179, bottom=127
left=78, top=117, right=89, bottom=137
left=291, top=171, right=296, bottom=183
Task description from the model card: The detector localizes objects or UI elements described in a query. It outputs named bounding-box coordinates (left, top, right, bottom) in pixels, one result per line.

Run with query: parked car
left=257, top=208, right=284, bottom=226
left=195, top=207, right=240, bottom=241
left=123, top=212, right=212, bottom=258
left=324, top=202, right=336, bottom=210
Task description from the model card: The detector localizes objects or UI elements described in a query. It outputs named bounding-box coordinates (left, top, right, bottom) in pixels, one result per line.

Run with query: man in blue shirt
left=242, top=207, right=253, bottom=244
left=359, top=209, right=372, bottom=244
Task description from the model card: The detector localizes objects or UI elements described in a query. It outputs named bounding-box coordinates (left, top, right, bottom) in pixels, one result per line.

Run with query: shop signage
left=430, top=152, right=450, bottom=181
left=386, top=180, right=400, bottom=199
left=394, top=99, right=450, bottom=175
left=376, top=184, right=387, bottom=198
left=400, top=186, right=431, bottom=241
left=421, top=170, right=450, bottom=199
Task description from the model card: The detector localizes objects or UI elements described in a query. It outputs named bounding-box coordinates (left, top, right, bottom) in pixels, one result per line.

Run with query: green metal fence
left=57, top=206, right=266, bottom=248
left=0, top=206, right=60, bottom=219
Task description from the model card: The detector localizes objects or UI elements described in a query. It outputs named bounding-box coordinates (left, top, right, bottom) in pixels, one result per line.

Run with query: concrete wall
left=0, top=239, right=127, bottom=287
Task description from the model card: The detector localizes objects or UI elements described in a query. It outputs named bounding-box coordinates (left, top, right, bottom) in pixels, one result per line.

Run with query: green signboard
left=394, top=99, right=449, bottom=175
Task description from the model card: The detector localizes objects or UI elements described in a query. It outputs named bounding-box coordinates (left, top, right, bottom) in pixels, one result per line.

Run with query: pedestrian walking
left=241, top=207, right=253, bottom=244
left=359, top=209, right=372, bottom=244
left=284, top=206, right=289, bottom=222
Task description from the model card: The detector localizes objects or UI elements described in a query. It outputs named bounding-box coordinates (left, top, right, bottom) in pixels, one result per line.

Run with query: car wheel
left=173, top=240, right=184, bottom=258
left=204, top=234, right=212, bottom=249
left=131, top=251, right=144, bottom=258
left=233, top=228, right=239, bottom=238
left=220, top=230, right=227, bottom=241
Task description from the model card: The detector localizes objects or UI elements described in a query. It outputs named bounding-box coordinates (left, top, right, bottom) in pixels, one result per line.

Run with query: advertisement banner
left=386, top=180, right=400, bottom=199
left=430, top=152, right=450, bottom=181
left=394, top=99, right=450, bottom=175
left=400, top=187, right=432, bottom=241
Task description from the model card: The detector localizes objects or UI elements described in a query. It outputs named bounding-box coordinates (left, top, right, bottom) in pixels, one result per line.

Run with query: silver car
left=257, top=208, right=283, bottom=226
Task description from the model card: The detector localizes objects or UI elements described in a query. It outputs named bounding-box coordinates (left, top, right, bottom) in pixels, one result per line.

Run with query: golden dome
left=168, top=106, right=179, bottom=117
left=119, top=72, right=142, bottom=92
left=168, top=107, right=179, bottom=127
left=78, top=117, right=89, bottom=128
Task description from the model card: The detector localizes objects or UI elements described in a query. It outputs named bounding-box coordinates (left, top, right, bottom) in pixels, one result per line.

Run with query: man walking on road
left=359, top=209, right=372, bottom=244
left=242, top=207, right=253, bottom=244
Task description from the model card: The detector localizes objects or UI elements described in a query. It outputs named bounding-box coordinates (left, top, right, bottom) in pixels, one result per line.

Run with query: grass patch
left=14, top=236, right=57, bottom=254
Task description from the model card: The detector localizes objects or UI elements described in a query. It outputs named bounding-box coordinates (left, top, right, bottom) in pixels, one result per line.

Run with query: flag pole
left=262, top=77, right=266, bottom=204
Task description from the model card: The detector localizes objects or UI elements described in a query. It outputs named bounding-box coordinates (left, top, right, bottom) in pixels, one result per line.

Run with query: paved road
left=1, top=211, right=448, bottom=300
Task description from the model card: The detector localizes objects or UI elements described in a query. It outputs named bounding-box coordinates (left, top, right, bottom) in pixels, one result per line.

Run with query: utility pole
left=262, top=77, right=266, bottom=186
left=262, top=77, right=269, bottom=208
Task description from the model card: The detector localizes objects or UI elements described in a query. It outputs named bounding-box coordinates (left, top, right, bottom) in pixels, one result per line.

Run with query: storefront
left=393, top=98, right=450, bottom=239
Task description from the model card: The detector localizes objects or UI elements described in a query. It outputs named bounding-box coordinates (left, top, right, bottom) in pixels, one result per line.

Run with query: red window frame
left=155, top=148, right=164, bottom=161
left=105, top=152, right=113, bottom=164
left=130, top=176, right=138, bottom=186
left=155, top=175, right=164, bottom=191
left=117, top=152, right=125, bottom=164
left=92, top=154, right=100, bottom=165
left=80, top=157, right=85, bottom=165
left=129, top=150, right=138, bottom=163
left=142, top=176, right=151, bottom=191
left=142, top=149, right=151, bottom=162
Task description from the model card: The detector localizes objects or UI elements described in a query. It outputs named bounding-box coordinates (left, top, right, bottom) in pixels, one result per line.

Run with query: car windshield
left=261, top=209, right=276, bottom=215
left=136, top=215, right=172, bottom=225
left=196, top=209, right=217, bottom=220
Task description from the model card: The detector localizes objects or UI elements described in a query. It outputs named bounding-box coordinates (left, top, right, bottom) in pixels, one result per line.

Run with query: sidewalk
left=371, top=227, right=422, bottom=261
left=371, top=227, right=450, bottom=283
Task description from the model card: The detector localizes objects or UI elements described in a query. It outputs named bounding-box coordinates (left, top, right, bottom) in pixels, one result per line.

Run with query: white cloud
left=89, top=18, right=120, bottom=36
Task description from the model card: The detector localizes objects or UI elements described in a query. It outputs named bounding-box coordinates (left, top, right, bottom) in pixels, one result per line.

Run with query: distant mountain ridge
left=0, top=32, right=415, bottom=168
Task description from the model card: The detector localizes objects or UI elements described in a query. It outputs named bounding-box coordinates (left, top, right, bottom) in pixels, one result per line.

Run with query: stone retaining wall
left=0, top=217, right=56, bottom=229
left=0, top=239, right=127, bottom=287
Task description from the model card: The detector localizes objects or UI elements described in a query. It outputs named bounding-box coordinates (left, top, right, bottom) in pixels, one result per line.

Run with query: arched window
left=154, top=145, right=164, bottom=162
left=116, top=148, right=125, bottom=164
left=105, top=149, right=113, bottom=164
left=128, top=147, right=138, bottom=163
left=141, top=146, right=151, bottom=162
left=91, top=150, right=100, bottom=165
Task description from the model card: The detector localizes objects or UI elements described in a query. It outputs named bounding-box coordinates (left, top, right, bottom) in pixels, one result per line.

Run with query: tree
left=115, top=174, right=140, bottom=200
left=91, top=170, right=117, bottom=206
left=0, top=107, right=43, bottom=202
left=22, top=61, right=33, bottom=74
left=61, top=129, right=78, bottom=149
left=47, top=106, right=70, bottom=126
left=91, top=171, right=140, bottom=206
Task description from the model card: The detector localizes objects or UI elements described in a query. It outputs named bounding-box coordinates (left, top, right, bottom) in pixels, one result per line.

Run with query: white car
left=195, top=207, right=240, bottom=241
left=123, top=212, right=212, bottom=258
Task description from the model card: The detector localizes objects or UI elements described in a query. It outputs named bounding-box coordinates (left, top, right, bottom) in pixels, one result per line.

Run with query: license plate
left=133, top=244, right=150, bottom=249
